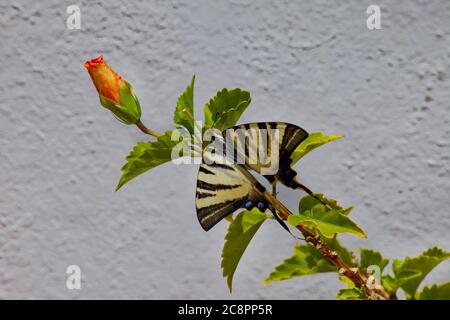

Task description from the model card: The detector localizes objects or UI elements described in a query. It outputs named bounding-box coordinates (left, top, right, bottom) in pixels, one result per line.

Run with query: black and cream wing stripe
left=195, top=122, right=312, bottom=231
left=223, top=122, right=308, bottom=184
left=195, top=145, right=266, bottom=231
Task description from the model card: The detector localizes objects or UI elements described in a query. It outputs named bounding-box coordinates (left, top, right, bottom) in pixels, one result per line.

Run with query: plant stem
left=263, top=191, right=390, bottom=300
left=136, top=120, right=161, bottom=138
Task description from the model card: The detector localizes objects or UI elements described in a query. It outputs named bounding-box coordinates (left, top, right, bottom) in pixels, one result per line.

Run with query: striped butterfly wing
left=195, top=143, right=266, bottom=231
left=223, top=122, right=309, bottom=183
left=195, top=122, right=309, bottom=231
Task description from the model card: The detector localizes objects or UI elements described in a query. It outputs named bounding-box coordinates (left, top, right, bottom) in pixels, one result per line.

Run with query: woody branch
left=263, top=191, right=390, bottom=300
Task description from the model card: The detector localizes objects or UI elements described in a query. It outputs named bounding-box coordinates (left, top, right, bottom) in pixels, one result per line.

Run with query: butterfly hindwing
left=195, top=145, right=265, bottom=231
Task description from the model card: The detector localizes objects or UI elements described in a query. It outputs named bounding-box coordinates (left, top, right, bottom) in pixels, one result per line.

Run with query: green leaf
left=382, top=270, right=422, bottom=294
left=221, top=209, right=266, bottom=292
left=381, top=275, right=397, bottom=293
left=173, top=76, right=195, bottom=134
left=359, top=248, right=389, bottom=273
left=262, top=244, right=335, bottom=285
left=240, top=209, right=267, bottom=233
left=299, top=194, right=353, bottom=215
left=291, top=132, right=343, bottom=165
left=204, top=88, right=251, bottom=131
left=336, top=288, right=365, bottom=300
left=211, top=106, right=249, bottom=132
left=392, top=247, right=450, bottom=299
left=339, top=275, right=357, bottom=288
left=418, top=283, right=450, bottom=300
left=289, top=206, right=366, bottom=239
left=116, top=131, right=181, bottom=190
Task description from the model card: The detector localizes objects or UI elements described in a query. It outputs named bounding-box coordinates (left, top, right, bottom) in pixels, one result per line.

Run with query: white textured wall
left=0, top=0, right=449, bottom=299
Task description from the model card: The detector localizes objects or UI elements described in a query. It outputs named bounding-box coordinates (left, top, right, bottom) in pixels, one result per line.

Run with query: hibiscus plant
left=84, top=56, right=449, bottom=300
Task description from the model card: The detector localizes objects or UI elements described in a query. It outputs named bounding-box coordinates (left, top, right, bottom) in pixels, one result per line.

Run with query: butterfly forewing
left=224, top=122, right=308, bottom=177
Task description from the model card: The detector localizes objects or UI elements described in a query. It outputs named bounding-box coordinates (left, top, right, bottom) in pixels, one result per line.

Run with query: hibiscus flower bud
left=84, top=56, right=141, bottom=125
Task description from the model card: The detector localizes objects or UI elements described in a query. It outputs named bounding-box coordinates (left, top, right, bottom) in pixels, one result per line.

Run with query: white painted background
left=0, top=0, right=449, bottom=299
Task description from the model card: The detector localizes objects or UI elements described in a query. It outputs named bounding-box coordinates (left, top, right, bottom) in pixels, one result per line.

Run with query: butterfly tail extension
left=290, top=179, right=330, bottom=208
left=267, top=205, right=290, bottom=232
left=267, top=205, right=300, bottom=239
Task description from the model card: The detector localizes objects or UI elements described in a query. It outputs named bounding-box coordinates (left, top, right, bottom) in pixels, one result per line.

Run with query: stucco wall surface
left=0, top=0, right=449, bottom=299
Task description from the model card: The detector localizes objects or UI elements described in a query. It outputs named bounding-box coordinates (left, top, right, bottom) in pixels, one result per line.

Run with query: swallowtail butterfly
left=195, top=122, right=322, bottom=231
